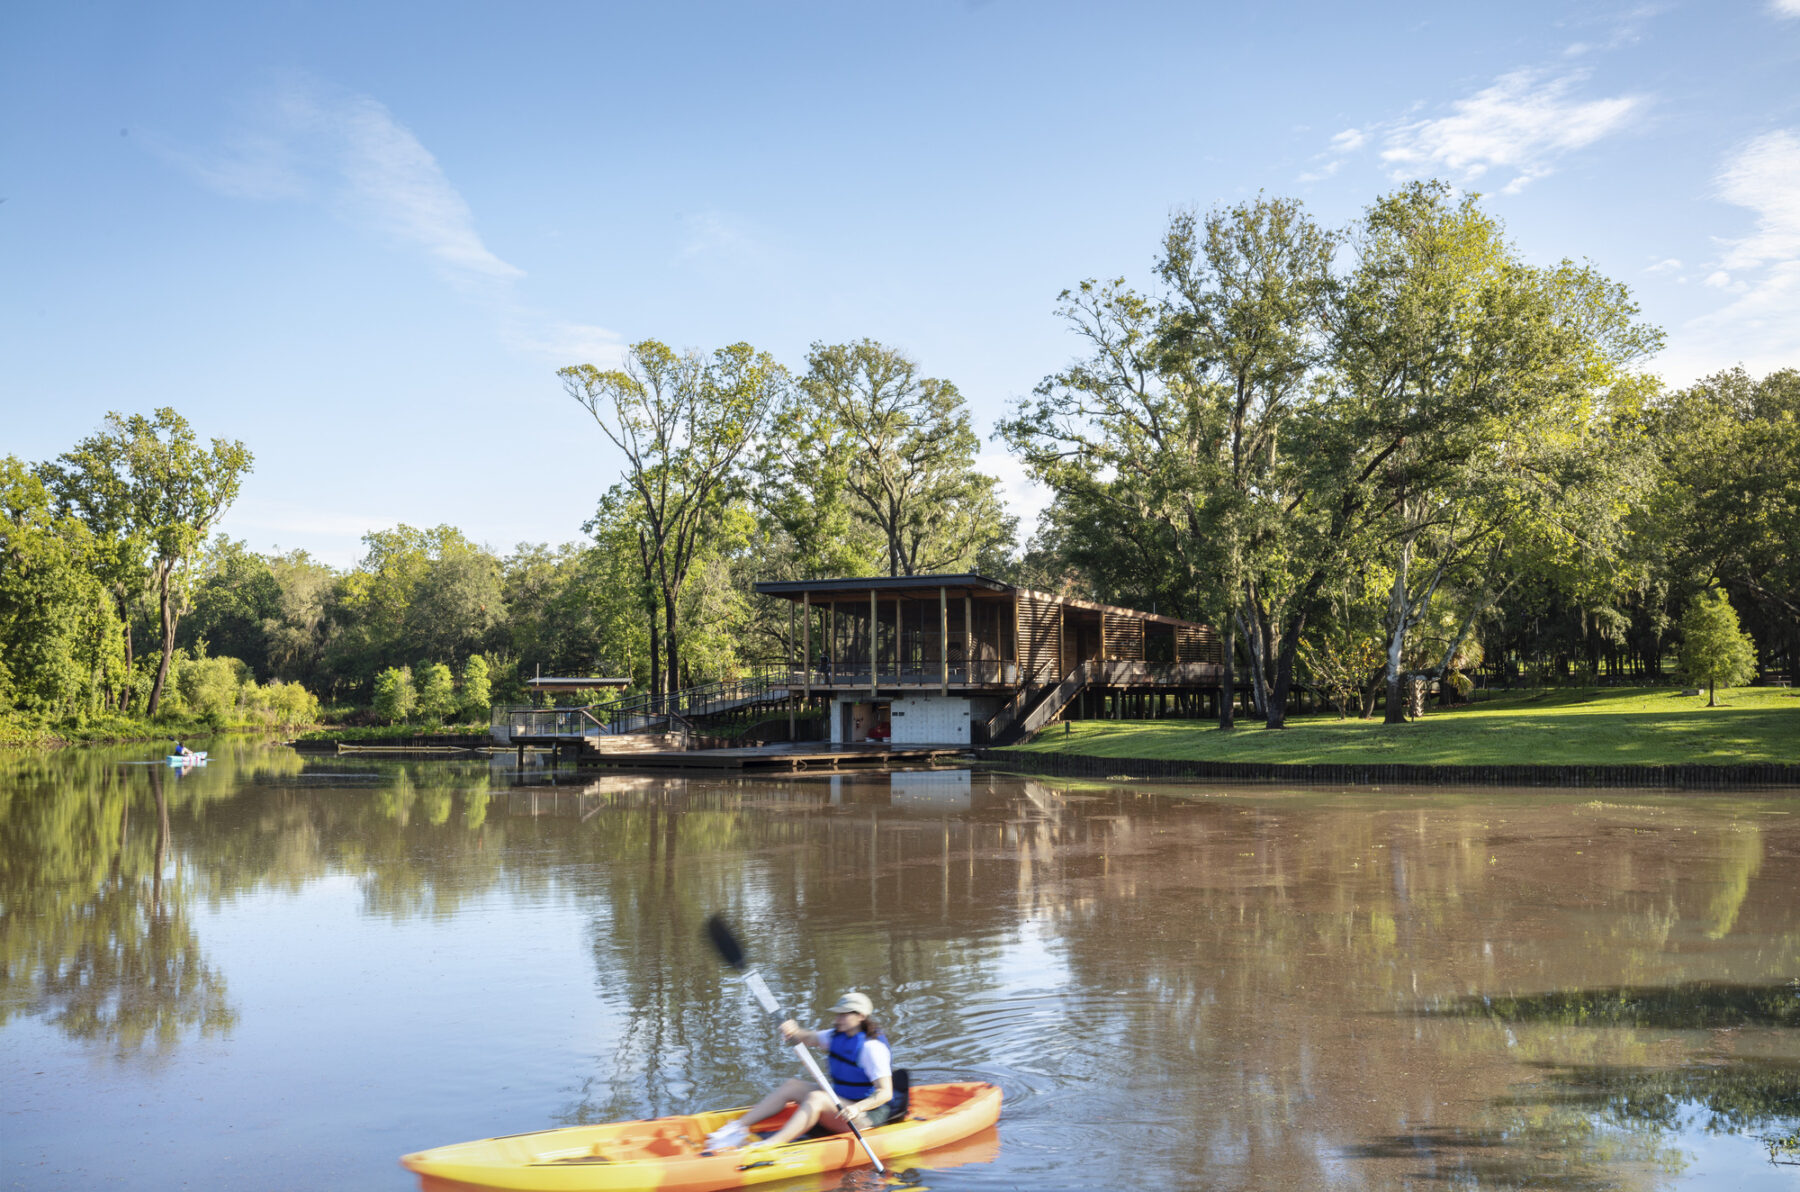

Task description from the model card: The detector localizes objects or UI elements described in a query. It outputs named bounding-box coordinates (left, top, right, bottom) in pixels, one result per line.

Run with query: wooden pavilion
left=752, top=573, right=1224, bottom=745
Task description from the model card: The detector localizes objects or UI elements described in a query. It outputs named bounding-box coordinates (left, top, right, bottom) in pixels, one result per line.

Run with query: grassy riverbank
left=1002, top=686, right=1800, bottom=767
left=0, top=710, right=286, bottom=749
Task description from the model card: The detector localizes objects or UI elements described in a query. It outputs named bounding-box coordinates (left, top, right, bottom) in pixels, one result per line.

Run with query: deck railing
left=786, top=660, right=1018, bottom=688
left=499, top=664, right=797, bottom=741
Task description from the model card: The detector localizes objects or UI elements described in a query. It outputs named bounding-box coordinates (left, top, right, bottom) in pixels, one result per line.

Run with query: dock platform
left=574, top=741, right=970, bottom=771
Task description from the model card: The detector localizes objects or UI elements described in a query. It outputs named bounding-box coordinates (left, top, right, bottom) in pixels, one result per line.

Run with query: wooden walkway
left=575, top=741, right=970, bottom=771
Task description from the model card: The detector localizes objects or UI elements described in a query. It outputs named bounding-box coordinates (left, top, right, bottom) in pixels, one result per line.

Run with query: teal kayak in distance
left=167, top=752, right=208, bottom=765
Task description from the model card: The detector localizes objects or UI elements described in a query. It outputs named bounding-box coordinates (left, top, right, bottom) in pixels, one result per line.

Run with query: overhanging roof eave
left=753, top=573, right=1012, bottom=599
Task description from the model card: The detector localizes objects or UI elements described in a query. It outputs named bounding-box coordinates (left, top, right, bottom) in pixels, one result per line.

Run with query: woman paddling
left=706, top=991, right=895, bottom=1152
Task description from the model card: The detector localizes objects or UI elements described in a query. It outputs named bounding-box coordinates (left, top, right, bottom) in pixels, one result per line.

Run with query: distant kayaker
left=173, top=740, right=190, bottom=757
left=705, top=990, right=894, bottom=1152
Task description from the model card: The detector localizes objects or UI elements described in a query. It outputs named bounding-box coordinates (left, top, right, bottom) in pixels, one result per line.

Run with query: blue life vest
left=825, top=1029, right=887, bottom=1103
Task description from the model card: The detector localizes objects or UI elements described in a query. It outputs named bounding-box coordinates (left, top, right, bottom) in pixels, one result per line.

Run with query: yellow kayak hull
left=401, top=1081, right=1002, bottom=1192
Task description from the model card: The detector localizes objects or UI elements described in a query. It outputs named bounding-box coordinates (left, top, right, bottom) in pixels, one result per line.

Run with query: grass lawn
left=1001, top=686, right=1800, bottom=768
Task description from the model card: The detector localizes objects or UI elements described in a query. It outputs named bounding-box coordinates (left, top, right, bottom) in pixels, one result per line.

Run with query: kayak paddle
left=704, top=913, right=887, bottom=1176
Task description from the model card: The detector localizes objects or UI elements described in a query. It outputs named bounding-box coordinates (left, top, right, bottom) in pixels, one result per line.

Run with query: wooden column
left=895, top=596, right=903, bottom=686
left=803, top=591, right=812, bottom=697
left=963, top=594, right=972, bottom=684
left=827, top=600, right=836, bottom=685
left=869, top=589, right=878, bottom=697
left=940, top=586, right=949, bottom=694
left=1011, top=592, right=1021, bottom=684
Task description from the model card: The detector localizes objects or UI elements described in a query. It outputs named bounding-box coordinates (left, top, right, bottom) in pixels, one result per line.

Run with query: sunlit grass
left=1003, top=686, right=1800, bottom=767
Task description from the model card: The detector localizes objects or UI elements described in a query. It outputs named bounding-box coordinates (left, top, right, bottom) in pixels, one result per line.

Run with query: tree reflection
left=0, top=751, right=236, bottom=1056
left=1423, top=981, right=1800, bottom=1030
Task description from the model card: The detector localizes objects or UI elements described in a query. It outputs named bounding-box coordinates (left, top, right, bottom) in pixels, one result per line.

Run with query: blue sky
left=5, top=2, right=1798, bottom=566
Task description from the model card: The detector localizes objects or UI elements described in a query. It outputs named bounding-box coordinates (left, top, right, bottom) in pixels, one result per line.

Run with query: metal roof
left=753, top=573, right=1211, bottom=630
left=753, top=573, right=1012, bottom=597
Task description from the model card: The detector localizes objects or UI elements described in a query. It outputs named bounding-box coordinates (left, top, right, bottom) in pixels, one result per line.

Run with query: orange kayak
left=400, top=1081, right=1002, bottom=1192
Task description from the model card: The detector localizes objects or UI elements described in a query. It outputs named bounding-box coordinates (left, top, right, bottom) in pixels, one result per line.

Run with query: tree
left=40, top=409, right=252, bottom=714
left=416, top=662, right=457, bottom=724
left=328, top=525, right=503, bottom=690
left=0, top=457, right=126, bottom=718
left=1324, top=183, right=1659, bottom=722
left=797, top=339, right=1015, bottom=577
left=1154, top=196, right=1340, bottom=728
left=178, top=537, right=281, bottom=676
left=1643, top=368, right=1799, bottom=683
left=1678, top=590, right=1757, bottom=706
left=372, top=666, right=417, bottom=724
left=263, top=550, right=338, bottom=692
left=460, top=654, right=492, bottom=721
left=561, top=341, right=784, bottom=695
left=1003, top=197, right=1337, bottom=729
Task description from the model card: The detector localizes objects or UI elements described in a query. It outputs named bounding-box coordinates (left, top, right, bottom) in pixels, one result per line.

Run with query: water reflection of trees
left=0, top=745, right=256, bottom=1055
left=558, top=771, right=1061, bottom=1125
left=1426, top=981, right=1800, bottom=1030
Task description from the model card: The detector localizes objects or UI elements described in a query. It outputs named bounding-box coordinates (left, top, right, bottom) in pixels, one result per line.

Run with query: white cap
left=829, top=990, right=874, bottom=1016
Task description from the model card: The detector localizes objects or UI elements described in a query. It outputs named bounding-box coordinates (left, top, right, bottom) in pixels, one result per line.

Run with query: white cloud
left=1771, top=0, right=1800, bottom=17
left=1658, top=130, right=1800, bottom=383
left=318, top=93, right=523, bottom=283
left=676, top=210, right=770, bottom=266
left=1715, top=130, right=1800, bottom=270
left=1644, top=257, right=1682, bottom=274
left=1328, top=128, right=1367, bottom=152
left=505, top=318, right=627, bottom=367
left=1380, top=69, right=1646, bottom=192
left=171, top=76, right=522, bottom=286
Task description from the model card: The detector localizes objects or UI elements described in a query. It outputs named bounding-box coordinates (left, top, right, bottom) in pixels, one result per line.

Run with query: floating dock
left=575, top=741, right=970, bottom=771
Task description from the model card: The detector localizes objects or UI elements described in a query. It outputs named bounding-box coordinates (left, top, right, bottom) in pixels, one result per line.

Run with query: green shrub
left=461, top=654, right=492, bottom=721
left=416, top=663, right=457, bottom=724
left=372, top=666, right=418, bottom=725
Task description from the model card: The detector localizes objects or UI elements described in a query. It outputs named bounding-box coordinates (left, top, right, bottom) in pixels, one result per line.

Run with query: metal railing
left=500, top=664, right=797, bottom=742
left=785, top=659, right=1018, bottom=688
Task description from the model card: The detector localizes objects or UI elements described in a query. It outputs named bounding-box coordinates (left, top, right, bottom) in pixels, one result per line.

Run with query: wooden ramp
left=576, top=741, right=970, bottom=771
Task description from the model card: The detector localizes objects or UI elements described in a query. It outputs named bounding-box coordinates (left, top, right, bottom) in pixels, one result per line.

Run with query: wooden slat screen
left=1176, top=624, right=1221, bottom=663
left=1102, top=611, right=1144, bottom=661
left=1018, top=594, right=1062, bottom=683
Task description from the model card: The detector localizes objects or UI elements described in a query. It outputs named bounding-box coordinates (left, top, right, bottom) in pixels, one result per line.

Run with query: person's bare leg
left=736, top=1078, right=816, bottom=1135
left=755, top=1089, right=836, bottom=1148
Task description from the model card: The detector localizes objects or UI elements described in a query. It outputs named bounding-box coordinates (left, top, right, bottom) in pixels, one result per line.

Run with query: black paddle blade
left=705, top=913, right=746, bottom=971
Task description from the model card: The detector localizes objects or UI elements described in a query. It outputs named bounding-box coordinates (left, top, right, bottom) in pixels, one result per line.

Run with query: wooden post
left=803, top=591, right=812, bottom=698
left=963, top=593, right=972, bottom=684
left=869, top=589, right=878, bottom=698
left=788, top=600, right=797, bottom=737
left=940, top=586, right=949, bottom=694
left=895, top=595, right=903, bottom=686
left=827, top=599, right=836, bottom=686
left=1012, top=592, right=1022, bottom=685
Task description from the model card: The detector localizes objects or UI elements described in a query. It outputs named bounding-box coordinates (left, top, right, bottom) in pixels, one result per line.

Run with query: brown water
left=2, top=740, right=1796, bottom=1191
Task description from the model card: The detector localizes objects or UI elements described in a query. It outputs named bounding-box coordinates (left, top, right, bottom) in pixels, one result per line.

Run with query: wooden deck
left=574, top=741, right=970, bottom=771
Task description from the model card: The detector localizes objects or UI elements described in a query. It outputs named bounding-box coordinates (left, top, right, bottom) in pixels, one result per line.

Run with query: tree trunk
left=147, top=569, right=178, bottom=715
left=662, top=592, right=680, bottom=702
left=1218, top=619, right=1237, bottom=731
left=647, top=610, right=661, bottom=700
left=1265, top=606, right=1308, bottom=730
left=1236, top=609, right=1270, bottom=721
